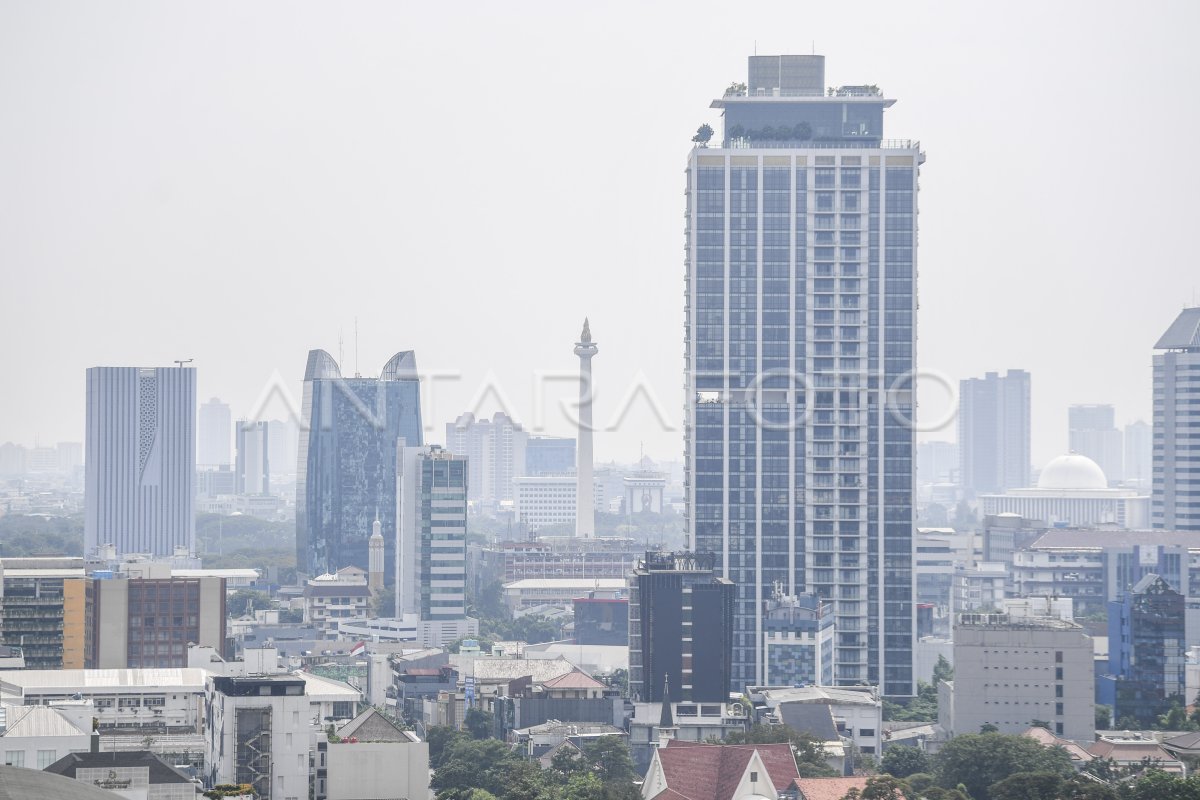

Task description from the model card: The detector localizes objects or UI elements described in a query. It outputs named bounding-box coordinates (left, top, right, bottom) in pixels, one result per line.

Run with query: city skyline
left=2, top=2, right=1198, bottom=469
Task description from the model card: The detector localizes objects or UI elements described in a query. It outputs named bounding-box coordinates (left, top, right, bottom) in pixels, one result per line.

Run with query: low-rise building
left=641, top=740, right=798, bottom=800
left=503, top=578, right=627, bottom=612
left=948, top=612, right=1094, bottom=743
left=0, top=704, right=90, bottom=769
left=749, top=686, right=883, bottom=757
left=320, top=707, right=429, bottom=800
left=45, top=746, right=198, bottom=800
left=303, top=570, right=372, bottom=635
left=0, top=668, right=206, bottom=734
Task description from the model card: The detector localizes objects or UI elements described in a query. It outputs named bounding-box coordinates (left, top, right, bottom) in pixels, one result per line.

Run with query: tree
left=692, top=124, right=714, bottom=145
left=226, top=589, right=274, bottom=618
left=934, top=732, right=1074, bottom=800
left=932, top=655, right=954, bottom=684
left=425, top=725, right=465, bottom=769
left=1095, top=705, right=1112, bottom=731
left=880, top=745, right=930, bottom=778
left=988, top=772, right=1064, bottom=800
left=431, top=738, right=520, bottom=797
left=582, top=735, right=637, bottom=785
left=464, top=708, right=494, bottom=740
left=549, top=744, right=587, bottom=780
left=1124, top=770, right=1200, bottom=800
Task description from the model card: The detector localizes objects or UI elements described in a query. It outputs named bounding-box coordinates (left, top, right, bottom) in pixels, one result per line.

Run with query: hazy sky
left=2, top=1, right=1198, bottom=470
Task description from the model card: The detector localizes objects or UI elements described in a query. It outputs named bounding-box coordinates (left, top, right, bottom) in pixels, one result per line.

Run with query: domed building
left=980, top=454, right=1150, bottom=528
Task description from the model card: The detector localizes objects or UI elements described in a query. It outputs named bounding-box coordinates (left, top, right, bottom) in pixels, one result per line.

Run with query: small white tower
left=368, top=516, right=384, bottom=593
left=574, top=319, right=598, bottom=538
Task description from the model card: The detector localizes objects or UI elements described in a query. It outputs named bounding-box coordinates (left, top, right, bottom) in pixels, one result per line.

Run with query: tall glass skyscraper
left=1153, top=307, right=1200, bottom=531
left=85, top=366, right=196, bottom=557
left=684, top=55, right=921, bottom=695
left=296, top=350, right=423, bottom=578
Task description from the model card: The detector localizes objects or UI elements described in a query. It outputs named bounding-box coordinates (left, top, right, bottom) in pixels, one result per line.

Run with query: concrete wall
left=326, top=741, right=430, bottom=800
left=953, top=623, right=1094, bottom=743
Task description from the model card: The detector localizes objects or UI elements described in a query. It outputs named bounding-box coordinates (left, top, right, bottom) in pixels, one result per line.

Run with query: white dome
left=1037, top=454, right=1108, bottom=490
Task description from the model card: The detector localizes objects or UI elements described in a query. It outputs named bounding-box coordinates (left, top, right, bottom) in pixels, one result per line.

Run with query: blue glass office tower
left=296, top=350, right=423, bottom=578
left=684, top=55, right=922, bottom=695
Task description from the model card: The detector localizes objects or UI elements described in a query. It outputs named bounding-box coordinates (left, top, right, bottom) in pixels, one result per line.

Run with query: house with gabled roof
left=641, top=740, right=799, bottom=800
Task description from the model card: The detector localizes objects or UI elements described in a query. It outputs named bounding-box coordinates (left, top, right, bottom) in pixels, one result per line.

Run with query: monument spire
left=574, top=319, right=599, bottom=538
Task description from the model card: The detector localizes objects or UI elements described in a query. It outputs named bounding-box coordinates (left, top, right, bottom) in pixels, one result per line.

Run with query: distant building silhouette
left=235, top=420, right=269, bottom=495
left=959, top=370, right=1031, bottom=495
left=445, top=411, right=526, bottom=504
left=198, top=397, right=232, bottom=467
left=1069, top=404, right=1123, bottom=485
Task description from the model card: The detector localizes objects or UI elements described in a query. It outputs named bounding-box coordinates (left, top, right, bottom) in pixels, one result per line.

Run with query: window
left=750, top=771, right=758, bottom=782
left=4, top=752, right=22, bottom=767
left=37, top=750, right=56, bottom=769
left=860, top=729, right=876, bottom=738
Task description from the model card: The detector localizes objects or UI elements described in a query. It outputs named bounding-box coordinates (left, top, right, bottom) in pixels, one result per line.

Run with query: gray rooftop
left=1156, top=307, right=1200, bottom=350
left=0, top=765, right=126, bottom=799
left=1030, top=528, right=1200, bottom=550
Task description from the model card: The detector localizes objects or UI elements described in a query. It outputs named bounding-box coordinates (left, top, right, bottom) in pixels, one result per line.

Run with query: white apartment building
left=514, top=476, right=604, bottom=532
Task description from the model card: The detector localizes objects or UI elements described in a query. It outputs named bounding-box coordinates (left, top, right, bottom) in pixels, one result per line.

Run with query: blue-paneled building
left=684, top=54, right=922, bottom=695
left=296, top=350, right=423, bottom=578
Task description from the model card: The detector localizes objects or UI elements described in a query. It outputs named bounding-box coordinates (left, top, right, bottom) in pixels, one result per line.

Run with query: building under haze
left=235, top=419, right=269, bottom=495
left=84, top=366, right=197, bottom=557
left=958, top=370, right=1032, bottom=496
left=197, top=397, right=232, bottom=468
left=1153, top=308, right=1200, bottom=531
left=296, top=350, right=423, bottom=578
left=445, top=411, right=526, bottom=505
left=1125, top=420, right=1153, bottom=489
left=1069, top=404, right=1122, bottom=486
left=684, top=54, right=921, bottom=694
left=524, top=436, right=576, bottom=476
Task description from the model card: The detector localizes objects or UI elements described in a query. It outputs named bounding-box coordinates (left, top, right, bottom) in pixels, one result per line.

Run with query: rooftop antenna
left=173, top=358, right=193, bottom=369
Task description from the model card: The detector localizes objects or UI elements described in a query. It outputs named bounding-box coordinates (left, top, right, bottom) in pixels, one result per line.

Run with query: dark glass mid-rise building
left=685, top=54, right=921, bottom=694
left=296, top=350, right=423, bottom=578
left=1105, top=573, right=1186, bottom=726
left=628, top=551, right=734, bottom=703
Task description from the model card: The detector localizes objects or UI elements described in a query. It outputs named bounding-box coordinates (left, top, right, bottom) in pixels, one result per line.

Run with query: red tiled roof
left=651, top=741, right=799, bottom=800
left=795, top=777, right=870, bottom=800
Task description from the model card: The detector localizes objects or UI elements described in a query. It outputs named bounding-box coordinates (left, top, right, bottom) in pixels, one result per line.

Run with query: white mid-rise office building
left=1153, top=307, right=1200, bottom=531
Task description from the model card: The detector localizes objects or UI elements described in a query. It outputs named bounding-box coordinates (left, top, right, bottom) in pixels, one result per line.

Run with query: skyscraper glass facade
left=684, top=55, right=921, bottom=695
left=296, top=350, right=423, bottom=578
